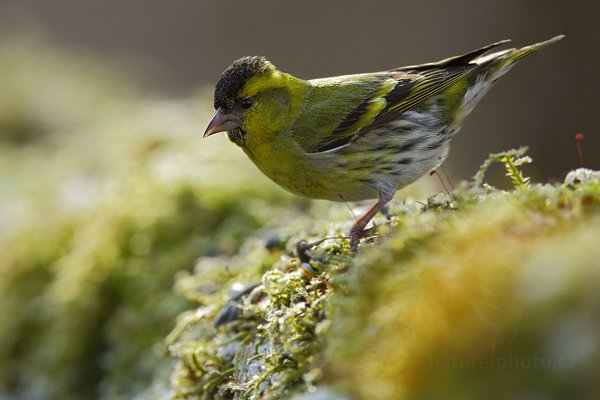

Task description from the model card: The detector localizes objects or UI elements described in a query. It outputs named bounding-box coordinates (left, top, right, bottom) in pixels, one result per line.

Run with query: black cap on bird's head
left=213, top=56, right=274, bottom=110
left=204, top=56, right=274, bottom=138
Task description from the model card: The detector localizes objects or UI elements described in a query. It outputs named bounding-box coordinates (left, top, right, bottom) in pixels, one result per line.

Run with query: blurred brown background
left=1, top=0, right=598, bottom=181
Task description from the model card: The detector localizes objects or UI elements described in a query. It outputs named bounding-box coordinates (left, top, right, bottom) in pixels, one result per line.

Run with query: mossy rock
left=167, top=156, right=600, bottom=399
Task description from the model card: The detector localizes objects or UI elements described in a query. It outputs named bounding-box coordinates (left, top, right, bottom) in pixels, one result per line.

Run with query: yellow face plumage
left=236, top=72, right=295, bottom=145
left=204, top=57, right=304, bottom=148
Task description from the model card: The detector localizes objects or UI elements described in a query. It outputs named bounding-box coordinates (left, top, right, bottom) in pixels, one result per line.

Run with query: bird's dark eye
left=240, top=98, right=253, bottom=109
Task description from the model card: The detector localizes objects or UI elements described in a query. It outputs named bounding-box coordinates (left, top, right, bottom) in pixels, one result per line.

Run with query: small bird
left=204, top=36, right=564, bottom=251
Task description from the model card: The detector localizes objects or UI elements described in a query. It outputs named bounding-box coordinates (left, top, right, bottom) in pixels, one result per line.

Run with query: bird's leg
left=349, top=199, right=386, bottom=251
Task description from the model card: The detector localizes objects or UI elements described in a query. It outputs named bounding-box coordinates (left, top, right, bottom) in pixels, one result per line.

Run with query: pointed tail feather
left=503, top=34, right=565, bottom=65
left=477, top=35, right=565, bottom=69
left=453, top=35, right=564, bottom=123
left=395, top=39, right=514, bottom=72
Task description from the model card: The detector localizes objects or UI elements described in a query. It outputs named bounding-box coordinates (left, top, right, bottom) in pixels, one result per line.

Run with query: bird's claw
left=349, top=226, right=367, bottom=252
left=349, top=225, right=380, bottom=251
left=349, top=234, right=360, bottom=252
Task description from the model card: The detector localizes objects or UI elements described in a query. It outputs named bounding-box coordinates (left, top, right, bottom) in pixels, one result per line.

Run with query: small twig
left=296, top=236, right=347, bottom=263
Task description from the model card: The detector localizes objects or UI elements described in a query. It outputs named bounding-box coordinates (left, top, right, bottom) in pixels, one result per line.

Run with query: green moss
left=168, top=241, right=338, bottom=399
left=325, top=169, right=600, bottom=399
left=0, top=177, right=297, bottom=399
left=166, top=151, right=600, bottom=399
left=473, top=146, right=532, bottom=189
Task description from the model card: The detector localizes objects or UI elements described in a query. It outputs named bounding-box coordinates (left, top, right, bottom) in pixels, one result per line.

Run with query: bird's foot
left=349, top=225, right=382, bottom=251
left=349, top=233, right=359, bottom=252
left=348, top=199, right=387, bottom=251
left=349, top=224, right=371, bottom=252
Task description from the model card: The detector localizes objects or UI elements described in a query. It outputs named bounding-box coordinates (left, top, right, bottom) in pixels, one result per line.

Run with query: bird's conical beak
left=203, top=108, right=240, bottom=138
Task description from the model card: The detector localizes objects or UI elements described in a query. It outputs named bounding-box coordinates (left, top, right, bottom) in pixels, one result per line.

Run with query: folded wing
left=293, top=40, right=513, bottom=153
